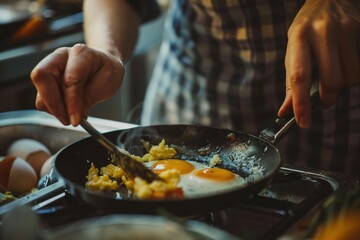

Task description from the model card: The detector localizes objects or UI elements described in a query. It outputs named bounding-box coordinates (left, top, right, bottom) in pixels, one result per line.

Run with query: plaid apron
left=140, top=0, right=360, bottom=177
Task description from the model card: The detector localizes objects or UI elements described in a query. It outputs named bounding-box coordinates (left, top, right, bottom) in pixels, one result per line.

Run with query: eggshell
left=0, top=156, right=13, bottom=191
left=27, top=151, right=52, bottom=177
left=7, top=138, right=51, bottom=177
left=0, top=156, right=38, bottom=196
left=40, top=156, right=54, bottom=178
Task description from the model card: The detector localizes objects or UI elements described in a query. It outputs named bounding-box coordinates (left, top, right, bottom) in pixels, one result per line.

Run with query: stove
left=27, top=166, right=341, bottom=240
left=0, top=110, right=355, bottom=240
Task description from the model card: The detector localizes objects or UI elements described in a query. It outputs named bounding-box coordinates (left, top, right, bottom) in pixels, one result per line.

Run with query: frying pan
left=54, top=90, right=319, bottom=216
left=53, top=118, right=301, bottom=216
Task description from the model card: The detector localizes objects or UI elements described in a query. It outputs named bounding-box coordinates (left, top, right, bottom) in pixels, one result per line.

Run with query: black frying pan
left=53, top=90, right=320, bottom=216
left=54, top=119, right=291, bottom=216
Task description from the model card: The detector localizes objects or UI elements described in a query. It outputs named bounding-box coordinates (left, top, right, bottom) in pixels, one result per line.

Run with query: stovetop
left=21, top=165, right=343, bottom=240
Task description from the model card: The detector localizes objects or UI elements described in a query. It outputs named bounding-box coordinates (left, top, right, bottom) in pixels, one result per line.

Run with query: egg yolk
left=193, top=168, right=235, bottom=181
left=151, top=159, right=195, bottom=174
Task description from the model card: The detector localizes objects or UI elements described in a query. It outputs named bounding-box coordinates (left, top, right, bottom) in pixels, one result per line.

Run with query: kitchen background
left=0, top=0, right=168, bottom=123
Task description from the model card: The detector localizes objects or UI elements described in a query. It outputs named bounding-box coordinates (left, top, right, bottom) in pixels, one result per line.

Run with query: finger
left=278, top=89, right=293, bottom=117
left=278, top=48, right=293, bottom=117
left=31, top=48, right=70, bottom=125
left=312, top=25, right=342, bottom=107
left=286, top=35, right=313, bottom=128
left=63, top=44, right=95, bottom=126
left=35, top=92, right=48, bottom=112
left=338, top=36, right=360, bottom=86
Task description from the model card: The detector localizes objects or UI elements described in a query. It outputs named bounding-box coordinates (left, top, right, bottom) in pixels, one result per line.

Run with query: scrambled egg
left=85, top=139, right=182, bottom=199
left=100, top=163, right=124, bottom=178
left=85, top=163, right=119, bottom=191
left=141, top=139, right=177, bottom=161
left=0, top=191, right=16, bottom=205
left=209, top=154, right=222, bottom=167
left=133, top=169, right=182, bottom=199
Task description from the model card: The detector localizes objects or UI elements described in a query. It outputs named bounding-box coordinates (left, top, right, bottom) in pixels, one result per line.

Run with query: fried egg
left=146, top=159, right=246, bottom=198
left=150, top=159, right=195, bottom=174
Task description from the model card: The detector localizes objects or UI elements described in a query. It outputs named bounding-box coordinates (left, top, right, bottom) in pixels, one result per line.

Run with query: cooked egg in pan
left=145, top=159, right=246, bottom=198
left=150, top=159, right=195, bottom=174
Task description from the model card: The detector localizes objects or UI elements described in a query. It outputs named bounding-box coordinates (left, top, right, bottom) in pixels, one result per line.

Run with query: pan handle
left=259, top=90, right=320, bottom=145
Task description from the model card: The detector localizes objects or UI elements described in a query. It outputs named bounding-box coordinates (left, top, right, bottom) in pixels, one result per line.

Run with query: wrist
left=102, top=47, right=125, bottom=65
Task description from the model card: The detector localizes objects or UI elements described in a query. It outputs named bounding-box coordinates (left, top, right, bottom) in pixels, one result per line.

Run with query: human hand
left=278, top=0, right=360, bottom=128
left=31, top=44, right=125, bottom=126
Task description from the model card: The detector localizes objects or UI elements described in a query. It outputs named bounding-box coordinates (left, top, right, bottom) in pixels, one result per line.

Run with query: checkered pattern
left=140, top=0, right=360, bottom=177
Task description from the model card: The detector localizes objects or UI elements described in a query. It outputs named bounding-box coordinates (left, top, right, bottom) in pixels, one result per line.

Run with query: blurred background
left=0, top=0, right=168, bottom=123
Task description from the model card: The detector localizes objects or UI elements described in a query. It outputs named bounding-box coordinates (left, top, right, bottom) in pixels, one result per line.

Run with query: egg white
left=145, top=160, right=246, bottom=198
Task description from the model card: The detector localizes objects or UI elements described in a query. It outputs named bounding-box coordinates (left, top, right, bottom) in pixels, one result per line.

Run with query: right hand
left=278, top=0, right=360, bottom=128
left=31, top=43, right=125, bottom=126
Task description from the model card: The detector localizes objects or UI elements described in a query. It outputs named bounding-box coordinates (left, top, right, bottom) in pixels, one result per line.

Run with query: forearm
left=83, top=0, right=140, bottom=64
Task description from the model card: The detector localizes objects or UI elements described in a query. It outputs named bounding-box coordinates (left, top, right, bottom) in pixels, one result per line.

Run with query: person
left=31, top=0, right=360, bottom=177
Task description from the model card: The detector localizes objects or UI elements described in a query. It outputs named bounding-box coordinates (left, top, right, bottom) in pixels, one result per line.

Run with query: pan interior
left=54, top=125, right=281, bottom=200
left=117, top=125, right=280, bottom=179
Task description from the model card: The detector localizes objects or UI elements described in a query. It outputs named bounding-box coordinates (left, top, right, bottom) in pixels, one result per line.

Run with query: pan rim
left=53, top=124, right=282, bottom=211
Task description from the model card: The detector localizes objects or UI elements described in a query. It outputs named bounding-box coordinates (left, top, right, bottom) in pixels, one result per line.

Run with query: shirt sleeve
left=125, top=0, right=161, bottom=22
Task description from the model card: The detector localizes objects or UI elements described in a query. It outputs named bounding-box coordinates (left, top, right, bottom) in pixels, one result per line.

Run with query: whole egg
left=7, top=138, right=52, bottom=177
left=0, top=156, right=38, bottom=196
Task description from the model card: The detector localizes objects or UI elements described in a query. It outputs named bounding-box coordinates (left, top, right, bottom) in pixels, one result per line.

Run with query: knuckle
left=71, top=43, right=88, bottom=55
left=313, top=21, right=336, bottom=40
left=313, top=15, right=332, bottom=29
left=70, top=43, right=94, bottom=66
left=35, top=100, right=46, bottom=111
left=292, top=13, right=337, bottom=38
left=64, top=73, right=82, bottom=87
left=288, top=22, right=308, bottom=40
left=289, top=69, right=306, bottom=85
left=31, top=67, right=48, bottom=84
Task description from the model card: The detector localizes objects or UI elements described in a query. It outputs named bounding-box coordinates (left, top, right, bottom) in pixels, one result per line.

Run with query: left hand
left=278, top=0, right=360, bottom=128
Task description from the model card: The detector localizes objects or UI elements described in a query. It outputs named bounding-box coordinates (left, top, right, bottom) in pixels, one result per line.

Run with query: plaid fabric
left=140, top=0, right=360, bottom=177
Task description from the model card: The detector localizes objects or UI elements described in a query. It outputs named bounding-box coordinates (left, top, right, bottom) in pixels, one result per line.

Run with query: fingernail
left=70, top=114, right=77, bottom=126
left=299, top=116, right=309, bottom=128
